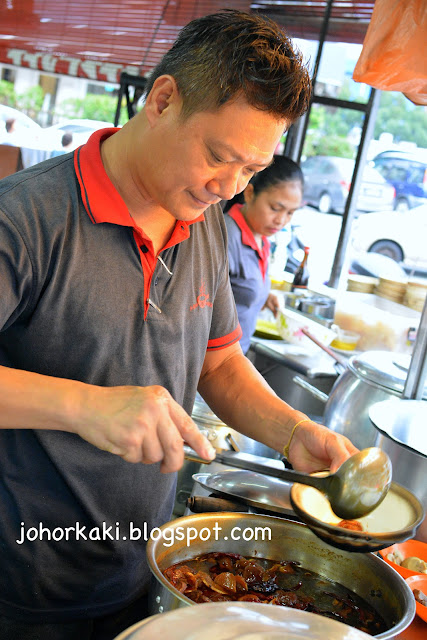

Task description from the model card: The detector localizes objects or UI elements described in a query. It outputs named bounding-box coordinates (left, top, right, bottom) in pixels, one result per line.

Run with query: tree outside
left=57, top=94, right=129, bottom=126
left=302, top=80, right=427, bottom=160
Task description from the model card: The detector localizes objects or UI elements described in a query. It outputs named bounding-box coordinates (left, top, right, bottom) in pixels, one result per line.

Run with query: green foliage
left=303, top=102, right=358, bottom=159
left=302, top=83, right=426, bottom=157
left=56, top=94, right=128, bottom=125
left=0, top=80, right=17, bottom=107
left=374, top=91, right=427, bottom=148
left=16, top=86, right=45, bottom=119
left=304, top=132, right=354, bottom=158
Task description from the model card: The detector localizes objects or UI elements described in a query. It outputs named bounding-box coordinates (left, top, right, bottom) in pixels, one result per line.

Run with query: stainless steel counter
left=248, top=337, right=343, bottom=419
left=249, top=336, right=342, bottom=379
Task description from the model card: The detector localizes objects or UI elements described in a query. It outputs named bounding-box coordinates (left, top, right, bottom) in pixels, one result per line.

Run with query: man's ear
left=145, top=75, right=181, bottom=125
left=243, top=183, right=255, bottom=204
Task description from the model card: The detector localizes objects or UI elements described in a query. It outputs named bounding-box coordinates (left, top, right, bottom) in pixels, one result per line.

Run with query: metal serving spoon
left=183, top=445, right=392, bottom=520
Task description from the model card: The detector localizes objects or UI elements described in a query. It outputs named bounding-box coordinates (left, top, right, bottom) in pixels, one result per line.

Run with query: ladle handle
left=300, top=327, right=348, bottom=368
left=183, top=445, right=329, bottom=492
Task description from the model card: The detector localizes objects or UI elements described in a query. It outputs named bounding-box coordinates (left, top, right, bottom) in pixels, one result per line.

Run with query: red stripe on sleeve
left=207, top=325, right=242, bottom=351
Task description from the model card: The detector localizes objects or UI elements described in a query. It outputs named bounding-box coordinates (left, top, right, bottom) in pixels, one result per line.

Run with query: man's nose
left=206, top=170, right=249, bottom=202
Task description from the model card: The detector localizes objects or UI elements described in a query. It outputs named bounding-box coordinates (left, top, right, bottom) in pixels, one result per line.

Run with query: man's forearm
left=197, top=352, right=310, bottom=454
left=0, top=365, right=85, bottom=431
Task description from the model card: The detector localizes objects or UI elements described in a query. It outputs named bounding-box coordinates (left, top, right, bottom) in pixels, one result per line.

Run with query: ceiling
left=0, top=1, right=374, bottom=82
left=252, top=1, right=375, bottom=44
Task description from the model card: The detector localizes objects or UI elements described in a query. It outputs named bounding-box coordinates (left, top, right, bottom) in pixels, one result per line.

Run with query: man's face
left=138, top=94, right=288, bottom=221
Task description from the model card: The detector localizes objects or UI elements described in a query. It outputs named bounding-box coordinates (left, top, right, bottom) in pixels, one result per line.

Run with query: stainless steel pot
left=294, top=351, right=427, bottom=450
left=369, top=398, right=427, bottom=543
left=146, top=512, right=415, bottom=639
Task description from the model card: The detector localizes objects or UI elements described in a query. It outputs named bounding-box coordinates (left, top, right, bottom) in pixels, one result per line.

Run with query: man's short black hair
left=144, top=9, right=311, bottom=123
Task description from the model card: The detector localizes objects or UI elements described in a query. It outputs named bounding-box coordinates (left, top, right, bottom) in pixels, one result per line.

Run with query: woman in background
left=223, top=156, right=304, bottom=354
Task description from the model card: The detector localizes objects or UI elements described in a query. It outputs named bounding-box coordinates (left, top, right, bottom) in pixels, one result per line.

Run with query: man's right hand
left=75, top=384, right=215, bottom=472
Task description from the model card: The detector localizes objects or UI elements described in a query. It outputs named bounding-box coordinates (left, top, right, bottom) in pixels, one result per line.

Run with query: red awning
left=0, top=2, right=374, bottom=83
left=0, top=0, right=250, bottom=83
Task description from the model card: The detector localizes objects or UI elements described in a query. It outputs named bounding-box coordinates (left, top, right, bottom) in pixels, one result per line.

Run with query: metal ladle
left=184, top=446, right=392, bottom=520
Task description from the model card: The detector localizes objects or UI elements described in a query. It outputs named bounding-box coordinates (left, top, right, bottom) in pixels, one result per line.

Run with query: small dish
left=379, top=539, right=427, bottom=579
left=290, top=476, right=425, bottom=553
left=405, top=574, right=427, bottom=623
left=330, top=330, right=360, bottom=351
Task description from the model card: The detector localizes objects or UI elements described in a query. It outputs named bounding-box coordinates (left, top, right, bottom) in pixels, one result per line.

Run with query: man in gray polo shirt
left=0, top=9, right=357, bottom=639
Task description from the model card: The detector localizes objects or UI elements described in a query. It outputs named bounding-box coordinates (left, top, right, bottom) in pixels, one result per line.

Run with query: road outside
left=290, top=207, right=346, bottom=287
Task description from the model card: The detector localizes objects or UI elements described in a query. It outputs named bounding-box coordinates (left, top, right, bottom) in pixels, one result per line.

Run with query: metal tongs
left=184, top=445, right=392, bottom=520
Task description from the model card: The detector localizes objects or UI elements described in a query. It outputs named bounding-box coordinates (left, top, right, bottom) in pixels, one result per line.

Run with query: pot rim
left=146, top=512, right=415, bottom=639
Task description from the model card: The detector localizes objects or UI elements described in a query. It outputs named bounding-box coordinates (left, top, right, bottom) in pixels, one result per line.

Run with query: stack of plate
left=375, top=276, right=408, bottom=303
left=347, top=275, right=379, bottom=293
left=403, top=278, right=427, bottom=312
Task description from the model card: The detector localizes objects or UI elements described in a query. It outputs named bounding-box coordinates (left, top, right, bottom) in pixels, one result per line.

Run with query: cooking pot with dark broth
left=164, top=552, right=389, bottom=636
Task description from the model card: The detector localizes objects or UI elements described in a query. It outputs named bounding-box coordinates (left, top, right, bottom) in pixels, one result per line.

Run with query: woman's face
left=243, top=180, right=303, bottom=237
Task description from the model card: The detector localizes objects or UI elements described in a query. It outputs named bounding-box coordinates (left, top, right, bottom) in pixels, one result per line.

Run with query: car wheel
left=395, top=197, right=410, bottom=213
left=369, top=240, right=404, bottom=263
left=318, top=192, right=332, bottom=214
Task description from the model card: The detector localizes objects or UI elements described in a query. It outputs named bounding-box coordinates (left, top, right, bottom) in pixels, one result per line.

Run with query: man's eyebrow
left=212, top=142, right=274, bottom=169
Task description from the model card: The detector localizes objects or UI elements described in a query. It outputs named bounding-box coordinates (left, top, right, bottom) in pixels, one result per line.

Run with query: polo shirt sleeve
left=206, top=210, right=242, bottom=351
left=0, top=209, right=34, bottom=331
left=224, top=215, right=241, bottom=277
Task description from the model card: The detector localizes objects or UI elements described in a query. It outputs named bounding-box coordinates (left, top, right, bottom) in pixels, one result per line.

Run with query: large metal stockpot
left=146, top=512, right=415, bottom=639
left=370, top=398, right=427, bottom=543
left=322, top=351, right=427, bottom=450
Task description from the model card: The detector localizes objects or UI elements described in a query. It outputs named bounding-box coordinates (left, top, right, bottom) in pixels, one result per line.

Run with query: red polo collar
left=74, top=128, right=206, bottom=319
left=73, top=128, right=204, bottom=247
left=228, top=203, right=270, bottom=279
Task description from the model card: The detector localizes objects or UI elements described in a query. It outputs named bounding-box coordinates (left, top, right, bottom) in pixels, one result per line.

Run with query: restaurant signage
left=4, top=48, right=139, bottom=84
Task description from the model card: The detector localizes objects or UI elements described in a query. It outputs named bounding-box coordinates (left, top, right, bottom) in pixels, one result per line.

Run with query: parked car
left=351, top=203, right=427, bottom=271
left=41, top=118, right=115, bottom=150
left=301, top=155, right=395, bottom=214
left=371, top=149, right=427, bottom=212
left=0, top=104, right=42, bottom=145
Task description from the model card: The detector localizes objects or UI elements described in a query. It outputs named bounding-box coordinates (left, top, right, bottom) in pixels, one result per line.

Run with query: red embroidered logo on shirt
left=190, top=281, right=213, bottom=310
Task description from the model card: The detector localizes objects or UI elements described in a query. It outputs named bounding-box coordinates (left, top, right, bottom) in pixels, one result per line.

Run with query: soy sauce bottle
left=291, top=246, right=310, bottom=291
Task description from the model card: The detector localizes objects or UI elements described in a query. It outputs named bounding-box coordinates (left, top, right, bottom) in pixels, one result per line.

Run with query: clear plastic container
left=333, top=292, right=420, bottom=354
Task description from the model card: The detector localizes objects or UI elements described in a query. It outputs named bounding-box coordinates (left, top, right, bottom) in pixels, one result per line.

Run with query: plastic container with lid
left=333, top=292, right=420, bottom=354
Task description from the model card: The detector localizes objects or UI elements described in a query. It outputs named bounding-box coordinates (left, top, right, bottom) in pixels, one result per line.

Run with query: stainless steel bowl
left=146, top=512, right=415, bottom=639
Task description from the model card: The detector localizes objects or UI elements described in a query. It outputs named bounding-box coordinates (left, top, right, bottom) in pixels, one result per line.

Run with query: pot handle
left=292, top=376, right=329, bottom=403
left=186, top=496, right=248, bottom=513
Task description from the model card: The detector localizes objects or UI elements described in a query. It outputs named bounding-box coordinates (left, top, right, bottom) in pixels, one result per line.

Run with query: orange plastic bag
left=353, top=0, right=427, bottom=105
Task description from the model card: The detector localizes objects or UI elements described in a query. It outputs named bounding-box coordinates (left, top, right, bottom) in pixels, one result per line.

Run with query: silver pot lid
left=191, top=393, right=226, bottom=428
left=114, top=601, right=372, bottom=640
left=369, top=398, right=427, bottom=458
left=348, top=351, right=427, bottom=398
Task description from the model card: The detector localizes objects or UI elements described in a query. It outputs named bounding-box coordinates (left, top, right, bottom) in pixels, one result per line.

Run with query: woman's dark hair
left=223, top=155, right=303, bottom=212
left=144, top=10, right=311, bottom=122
